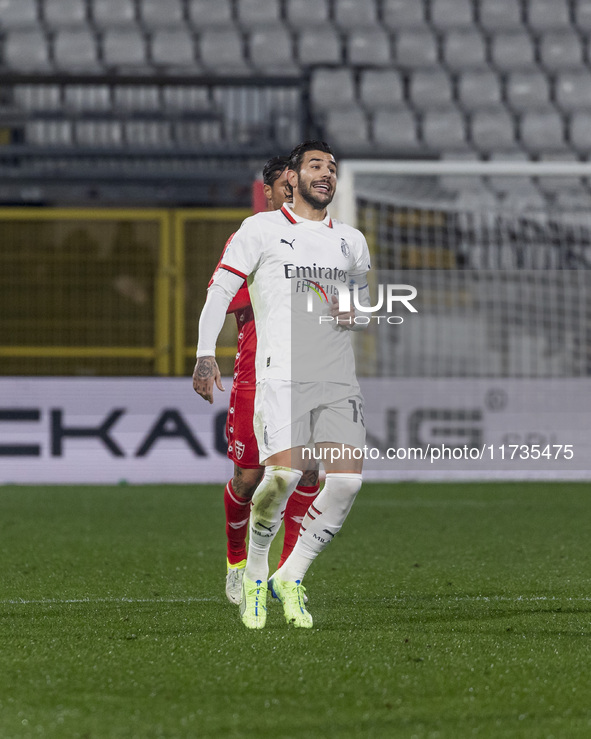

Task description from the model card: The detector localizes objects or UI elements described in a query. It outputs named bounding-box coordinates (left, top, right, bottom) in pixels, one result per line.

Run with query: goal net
left=334, top=160, right=591, bottom=379
left=331, top=161, right=591, bottom=479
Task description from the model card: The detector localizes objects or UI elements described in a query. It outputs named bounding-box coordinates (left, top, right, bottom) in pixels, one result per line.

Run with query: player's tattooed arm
left=192, top=356, right=225, bottom=404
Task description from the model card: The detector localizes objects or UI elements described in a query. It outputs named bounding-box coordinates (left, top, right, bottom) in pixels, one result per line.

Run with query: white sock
left=244, top=465, right=302, bottom=582
left=275, top=472, right=362, bottom=583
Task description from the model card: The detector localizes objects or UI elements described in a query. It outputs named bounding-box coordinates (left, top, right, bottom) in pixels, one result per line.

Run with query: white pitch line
left=391, top=595, right=591, bottom=603
left=0, top=595, right=589, bottom=606
left=0, top=596, right=220, bottom=605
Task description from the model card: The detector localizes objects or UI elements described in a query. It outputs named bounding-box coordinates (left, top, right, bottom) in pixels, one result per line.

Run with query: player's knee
left=325, top=472, right=362, bottom=516
left=263, top=465, right=302, bottom=495
left=252, top=466, right=302, bottom=512
left=232, top=467, right=263, bottom=500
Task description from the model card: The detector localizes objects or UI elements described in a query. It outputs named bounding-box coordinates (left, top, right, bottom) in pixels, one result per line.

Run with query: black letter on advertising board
left=215, top=410, right=228, bottom=456
left=51, top=409, right=125, bottom=457
left=0, top=409, right=41, bottom=456
left=136, top=409, right=206, bottom=457
left=409, top=409, right=482, bottom=450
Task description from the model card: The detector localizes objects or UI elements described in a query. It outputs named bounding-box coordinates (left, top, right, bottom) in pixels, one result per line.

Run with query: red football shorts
left=226, top=385, right=261, bottom=469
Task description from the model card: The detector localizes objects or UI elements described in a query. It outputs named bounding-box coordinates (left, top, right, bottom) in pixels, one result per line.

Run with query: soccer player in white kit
left=194, top=141, right=371, bottom=629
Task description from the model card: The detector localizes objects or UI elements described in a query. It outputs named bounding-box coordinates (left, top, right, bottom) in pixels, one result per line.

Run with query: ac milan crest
left=235, top=440, right=245, bottom=460
left=340, top=238, right=350, bottom=257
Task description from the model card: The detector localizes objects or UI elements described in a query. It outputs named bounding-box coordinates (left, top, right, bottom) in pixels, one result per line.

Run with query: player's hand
left=329, top=295, right=356, bottom=328
left=192, top=356, right=224, bottom=404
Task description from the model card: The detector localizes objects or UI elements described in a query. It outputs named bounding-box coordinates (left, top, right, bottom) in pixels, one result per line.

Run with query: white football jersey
left=220, top=203, right=371, bottom=384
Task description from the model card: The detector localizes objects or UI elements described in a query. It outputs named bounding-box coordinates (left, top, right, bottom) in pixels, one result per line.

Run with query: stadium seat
left=54, top=29, right=101, bottom=71
left=526, top=0, right=571, bottom=31
left=382, top=0, right=426, bottom=29
left=285, top=0, right=330, bottom=28
left=91, top=0, right=136, bottom=27
left=442, top=30, right=487, bottom=70
left=555, top=71, right=591, bottom=111
left=26, top=121, right=73, bottom=146
left=458, top=71, right=502, bottom=110
left=503, top=187, right=546, bottom=209
left=471, top=108, right=516, bottom=152
left=249, top=26, right=298, bottom=74
left=138, top=0, right=184, bottom=28
left=439, top=150, right=482, bottom=193
left=539, top=31, right=584, bottom=71
left=236, top=0, right=281, bottom=29
left=506, top=72, right=551, bottom=112
left=75, top=121, right=123, bottom=147
left=554, top=188, right=591, bottom=210
left=373, top=108, right=419, bottom=150
left=574, top=0, right=591, bottom=31
left=569, top=112, right=591, bottom=152
left=359, top=69, right=404, bottom=111
left=102, top=28, right=149, bottom=68
left=4, top=30, right=52, bottom=71
left=520, top=109, right=566, bottom=153
left=0, top=0, right=38, bottom=28
left=395, top=30, right=438, bottom=69
left=346, top=28, right=391, bottom=66
left=430, top=0, right=474, bottom=29
left=162, top=86, right=211, bottom=112
left=491, top=31, right=536, bottom=71
left=271, top=106, right=301, bottom=148
left=409, top=70, right=453, bottom=110
left=310, top=68, right=356, bottom=112
left=173, top=121, right=222, bottom=146
left=296, top=26, right=342, bottom=66
left=113, top=86, right=160, bottom=110
left=333, top=0, right=378, bottom=29
left=487, top=151, right=532, bottom=193
left=422, top=107, right=467, bottom=151
left=455, top=186, right=500, bottom=210
left=188, top=0, right=233, bottom=28
left=124, top=121, right=172, bottom=148
left=14, top=85, right=62, bottom=111
left=199, top=27, right=250, bottom=74
left=63, top=85, right=111, bottom=111
left=537, top=152, right=582, bottom=193
left=323, top=106, right=372, bottom=153
left=478, top=0, right=523, bottom=31
left=151, top=29, right=197, bottom=69
left=42, top=0, right=87, bottom=26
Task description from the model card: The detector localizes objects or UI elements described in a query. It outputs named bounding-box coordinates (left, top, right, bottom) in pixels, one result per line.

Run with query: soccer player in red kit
left=207, top=156, right=320, bottom=605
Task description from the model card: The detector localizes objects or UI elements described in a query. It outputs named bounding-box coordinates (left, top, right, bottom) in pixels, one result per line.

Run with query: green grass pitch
left=2, top=482, right=591, bottom=738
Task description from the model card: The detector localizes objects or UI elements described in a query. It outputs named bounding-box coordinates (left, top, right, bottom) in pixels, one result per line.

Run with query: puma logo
left=280, top=238, right=295, bottom=249
left=256, top=522, right=274, bottom=532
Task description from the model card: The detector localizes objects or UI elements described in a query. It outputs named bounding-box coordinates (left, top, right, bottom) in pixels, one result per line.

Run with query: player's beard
left=297, top=173, right=334, bottom=210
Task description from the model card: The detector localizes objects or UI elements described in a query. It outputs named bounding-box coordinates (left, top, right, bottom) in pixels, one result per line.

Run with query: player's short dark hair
left=262, top=155, right=290, bottom=186
left=288, top=140, right=336, bottom=173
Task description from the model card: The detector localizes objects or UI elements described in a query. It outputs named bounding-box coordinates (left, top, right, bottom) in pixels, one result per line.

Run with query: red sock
left=224, top=481, right=250, bottom=565
left=278, top=483, right=320, bottom=568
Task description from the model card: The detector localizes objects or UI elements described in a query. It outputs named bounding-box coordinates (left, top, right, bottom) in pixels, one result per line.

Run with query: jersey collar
left=280, top=203, right=333, bottom=229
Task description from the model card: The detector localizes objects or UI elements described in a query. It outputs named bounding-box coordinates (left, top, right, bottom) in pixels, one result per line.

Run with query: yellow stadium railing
left=173, top=208, right=251, bottom=378
left=0, top=207, right=250, bottom=377
left=0, top=208, right=171, bottom=375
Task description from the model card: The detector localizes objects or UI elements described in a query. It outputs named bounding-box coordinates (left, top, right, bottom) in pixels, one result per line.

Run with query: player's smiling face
left=292, top=151, right=337, bottom=210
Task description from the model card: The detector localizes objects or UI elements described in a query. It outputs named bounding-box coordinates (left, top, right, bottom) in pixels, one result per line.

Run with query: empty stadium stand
left=0, top=0, right=590, bottom=204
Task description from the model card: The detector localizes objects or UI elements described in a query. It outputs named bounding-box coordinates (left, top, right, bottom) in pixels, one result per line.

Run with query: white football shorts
left=253, top=379, right=366, bottom=462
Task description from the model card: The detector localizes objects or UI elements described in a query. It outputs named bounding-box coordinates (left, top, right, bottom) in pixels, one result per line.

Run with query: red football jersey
left=208, top=234, right=257, bottom=388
